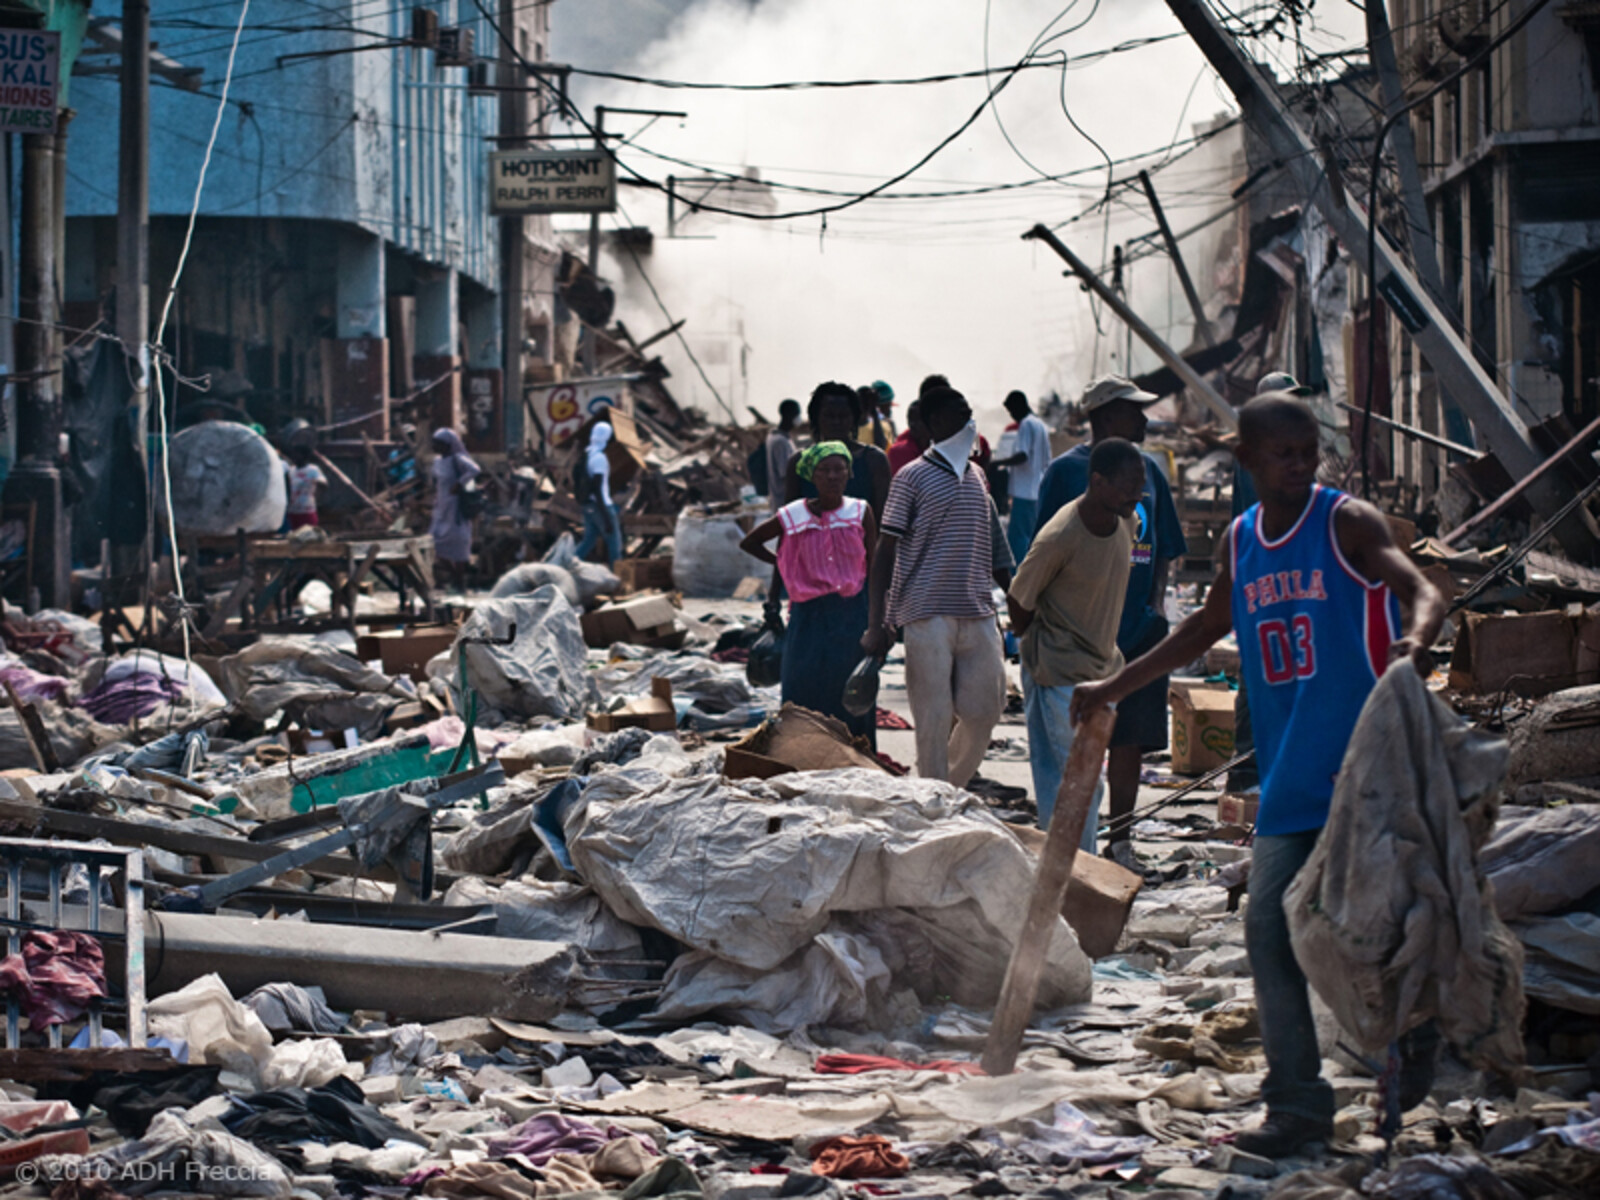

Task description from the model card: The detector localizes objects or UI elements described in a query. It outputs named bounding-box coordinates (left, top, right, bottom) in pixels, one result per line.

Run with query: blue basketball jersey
left=1230, top=485, right=1401, bottom=835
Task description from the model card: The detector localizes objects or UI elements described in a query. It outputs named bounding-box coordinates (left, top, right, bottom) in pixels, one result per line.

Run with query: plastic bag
left=672, top=510, right=772, bottom=598
left=841, top=656, right=882, bottom=717
left=746, top=628, right=785, bottom=688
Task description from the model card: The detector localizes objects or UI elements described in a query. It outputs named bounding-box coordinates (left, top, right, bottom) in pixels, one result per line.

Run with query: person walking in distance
left=862, top=386, right=1014, bottom=787
left=992, top=389, right=1051, bottom=564
left=574, top=413, right=623, bottom=566
left=887, top=400, right=930, bottom=475
left=429, top=428, right=481, bottom=594
left=1008, top=438, right=1146, bottom=844
left=741, top=442, right=878, bottom=746
left=1034, top=376, right=1186, bottom=865
left=765, top=399, right=802, bottom=513
left=1072, top=393, right=1445, bottom=1158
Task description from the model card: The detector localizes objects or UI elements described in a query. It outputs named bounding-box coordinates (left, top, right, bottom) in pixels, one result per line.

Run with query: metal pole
left=1139, top=169, right=1214, bottom=348
left=583, top=105, right=605, bottom=375
left=118, top=0, right=151, bottom=449
left=497, top=0, right=525, bottom=447
left=1024, top=224, right=1237, bottom=430
left=1161, top=0, right=1575, bottom=544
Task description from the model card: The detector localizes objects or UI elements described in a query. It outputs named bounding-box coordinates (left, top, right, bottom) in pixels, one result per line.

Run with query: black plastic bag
left=747, top=627, right=786, bottom=687
left=841, top=655, right=883, bottom=717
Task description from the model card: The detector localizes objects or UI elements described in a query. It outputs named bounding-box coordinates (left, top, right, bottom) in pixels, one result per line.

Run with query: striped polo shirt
left=882, top=450, right=1014, bottom=627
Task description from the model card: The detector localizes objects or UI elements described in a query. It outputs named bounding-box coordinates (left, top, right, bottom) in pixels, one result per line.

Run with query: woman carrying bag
left=741, top=442, right=878, bottom=747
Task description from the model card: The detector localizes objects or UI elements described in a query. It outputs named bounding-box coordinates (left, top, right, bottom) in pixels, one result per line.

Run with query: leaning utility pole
left=1162, top=0, right=1572, bottom=539
left=582, top=105, right=605, bottom=375
left=1138, top=169, right=1215, bottom=348
left=498, top=0, right=526, bottom=447
left=117, top=0, right=151, bottom=452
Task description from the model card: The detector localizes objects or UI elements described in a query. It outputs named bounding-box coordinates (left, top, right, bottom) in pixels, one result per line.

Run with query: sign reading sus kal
left=0, top=30, right=58, bottom=134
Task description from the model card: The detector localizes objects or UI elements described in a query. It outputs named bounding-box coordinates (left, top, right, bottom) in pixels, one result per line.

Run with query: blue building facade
left=63, top=0, right=553, bottom=443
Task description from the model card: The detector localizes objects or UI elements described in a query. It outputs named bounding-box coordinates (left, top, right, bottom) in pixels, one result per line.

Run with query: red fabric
left=0, top=931, right=107, bottom=1028
left=887, top=434, right=923, bottom=476
left=809, top=1135, right=909, bottom=1179
left=288, top=511, right=319, bottom=529
left=813, top=1053, right=984, bottom=1076
left=875, top=708, right=910, bottom=730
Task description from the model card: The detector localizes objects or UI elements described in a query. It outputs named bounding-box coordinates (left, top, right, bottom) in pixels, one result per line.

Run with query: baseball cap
left=1256, top=371, right=1313, bottom=396
left=1082, top=375, right=1159, bottom=412
left=870, top=380, right=895, bottom=404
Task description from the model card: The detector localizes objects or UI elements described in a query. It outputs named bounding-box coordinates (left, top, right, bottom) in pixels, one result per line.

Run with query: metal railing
left=0, top=839, right=146, bottom=1049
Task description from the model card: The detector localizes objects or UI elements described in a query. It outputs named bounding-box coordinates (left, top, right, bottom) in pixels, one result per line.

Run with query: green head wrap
left=795, top=441, right=851, bottom=483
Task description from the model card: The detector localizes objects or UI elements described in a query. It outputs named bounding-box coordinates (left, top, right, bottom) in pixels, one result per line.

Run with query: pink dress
left=776, top=498, right=868, bottom=604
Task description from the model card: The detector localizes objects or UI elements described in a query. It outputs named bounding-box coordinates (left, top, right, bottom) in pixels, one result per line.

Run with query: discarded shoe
left=1233, top=1111, right=1331, bottom=1158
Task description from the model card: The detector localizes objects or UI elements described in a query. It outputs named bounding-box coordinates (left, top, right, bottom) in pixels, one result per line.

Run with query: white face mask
left=932, top=419, right=978, bottom=472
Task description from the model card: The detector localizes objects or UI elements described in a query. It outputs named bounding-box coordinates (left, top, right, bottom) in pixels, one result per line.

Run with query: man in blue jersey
left=1073, top=393, right=1446, bottom=1158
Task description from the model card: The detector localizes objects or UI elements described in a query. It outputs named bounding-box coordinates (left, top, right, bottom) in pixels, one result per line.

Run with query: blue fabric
left=1231, top=486, right=1401, bottom=835
left=1035, top=445, right=1188, bottom=648
left=575, top=498, right=623, bottom=565
left=1023, top=670, right=1103, bottom=848
left=1007, top=497, right=1039, bottom=567
left=1248, top=832, right=1335, bottom=1126
left=782, top=588, right=875, bottom=748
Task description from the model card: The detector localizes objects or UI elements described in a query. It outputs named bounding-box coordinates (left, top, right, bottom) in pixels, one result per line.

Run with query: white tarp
left=456, top=590, right=597, bottom=721
left=566, top=768, right=1092, bottom=1029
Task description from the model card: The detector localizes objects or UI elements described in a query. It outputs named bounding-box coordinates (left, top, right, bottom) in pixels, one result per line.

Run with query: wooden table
left=240, top=535, right=437, bottom=632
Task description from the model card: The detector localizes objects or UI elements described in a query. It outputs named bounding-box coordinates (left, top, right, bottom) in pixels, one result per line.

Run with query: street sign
left=489, top=149, right=616, bottom=215
left=0, top=30, right=58, bottom=134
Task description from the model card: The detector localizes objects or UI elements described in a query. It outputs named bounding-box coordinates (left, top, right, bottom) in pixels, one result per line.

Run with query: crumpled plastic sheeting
left=457, top=590, right=597, bottom=721
left=213, top=642, right=407, bottom=735
left=649, top=932, right=891, bottom=1033
left=0, top=703, right=118, bottom=771
left=0, top=931, right=107, bottom=1027
left=147, top=974, right=274, bottom=1081
left=1285, top=665, right=1526, bottom=1078
left=241, top=983, right=346, bottom=1035
left=491, top=562, right=581, bottom=607
left=369, top=1023, right=439, bottom=1077
left=260, top=1036, right=364, bottom=1090
left=443, top=876, right=644, bottom=960
left=36, top=1109, right=292, bottom=1197
left=1014, top=1100, right=1154, bottom=1166
left=1509, top=912, right=1600, bottom=1015
left=594, top=653, right=756, bottom=714
left=1481, top=805, right=1600, bottom=923
left=566, top=768, right=1092, bottom=1013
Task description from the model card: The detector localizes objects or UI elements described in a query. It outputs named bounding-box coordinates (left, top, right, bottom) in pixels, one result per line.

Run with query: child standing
left=285, top=439, right=327, bottom=530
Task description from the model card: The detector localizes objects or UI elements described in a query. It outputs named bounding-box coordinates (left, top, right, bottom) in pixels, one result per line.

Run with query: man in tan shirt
left=1007, top=438, right=1146, bottom=845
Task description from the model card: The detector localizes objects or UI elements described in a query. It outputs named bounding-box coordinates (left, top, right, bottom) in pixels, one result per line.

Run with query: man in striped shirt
left=863, top=386, right=1015, bottom=787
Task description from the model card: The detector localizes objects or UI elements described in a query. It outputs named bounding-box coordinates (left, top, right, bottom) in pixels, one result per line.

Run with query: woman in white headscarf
left=574, top=417, right=622, bottom=565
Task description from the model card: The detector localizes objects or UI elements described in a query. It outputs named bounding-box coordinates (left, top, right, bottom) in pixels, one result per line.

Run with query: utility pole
left=582, top=105, right=605, bottom=376
left=117, top=0, right=150, bottom=456
left=1160, top=0, right=1575, bottom=544
left=1139, top=169, right=1215, bottom=348
left=12, top=113, right=68, bottom=608
left=1025, top=225, right=1237, bottom=430
left=498, top=0, right=526, bottom=447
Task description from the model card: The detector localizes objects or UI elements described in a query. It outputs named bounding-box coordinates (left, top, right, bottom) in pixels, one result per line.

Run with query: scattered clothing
left=813, top=1054, right=983, bottom=1075
left=875, top=707, right=910, bottom=730
left=0, top=930, right=107, bottom=1028
left=76, top=672, right=185, bottom=723
left=809, top=1136, right=909, bottom=1179
left=46, top=1066, right=222, bottom=1139
left=0, top=662, right=69, bottom=704
left=242, top=983, right=347, bottom=1036
left=487, top=1113, right=649, bottom=1165
left=222, top=1076, right=420, bottom=1149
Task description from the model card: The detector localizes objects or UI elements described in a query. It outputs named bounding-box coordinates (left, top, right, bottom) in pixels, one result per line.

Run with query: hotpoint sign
left=0, top=30, right=58, bottom=134
left=489, top=149, right=617, bottom=215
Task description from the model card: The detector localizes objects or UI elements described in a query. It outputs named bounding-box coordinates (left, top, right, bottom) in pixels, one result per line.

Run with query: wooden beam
left=1442, top=413, right=1600, bottom=546
left=982, top=706, right=1116, bottom=1075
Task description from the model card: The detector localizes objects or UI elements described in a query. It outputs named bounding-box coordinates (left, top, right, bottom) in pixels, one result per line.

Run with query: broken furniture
left=240, top=535, right=438, bottom=633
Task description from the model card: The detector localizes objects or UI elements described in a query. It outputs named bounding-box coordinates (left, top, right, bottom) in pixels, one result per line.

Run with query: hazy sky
left=548, top=0, right=1366, bottom=424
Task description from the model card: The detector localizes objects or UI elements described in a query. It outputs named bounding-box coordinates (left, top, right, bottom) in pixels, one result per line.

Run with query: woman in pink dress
left=741, top=442, right=878, bottom=745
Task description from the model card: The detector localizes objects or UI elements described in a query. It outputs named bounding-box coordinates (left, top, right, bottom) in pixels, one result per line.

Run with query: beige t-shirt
left=1009, top=498, right=1135, bottom=687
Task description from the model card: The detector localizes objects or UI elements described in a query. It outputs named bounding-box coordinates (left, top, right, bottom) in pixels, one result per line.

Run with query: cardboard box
left=357, top=626, right=459, bottom=682
left=725, top=704, right=888, bottom=780
left=1169, top=679, right=1237, bottom=775
left=579, top=593, right=685, bottom=650
left=615, top=557, right=675, bottom=594
left=1448, top=606, right=1600, bottom=698
left=588, top=677, right=677, bottom=733
left=1216, top=793, right=1259, bottom=828
left=1006, top=823, right=1143, bottom=960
